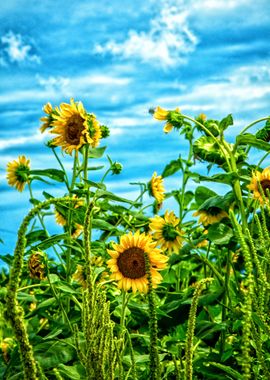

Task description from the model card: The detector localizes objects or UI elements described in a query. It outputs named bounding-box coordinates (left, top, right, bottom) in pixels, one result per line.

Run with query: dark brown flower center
left=117, top=247, right=146, bottom=279
left=260, top=179, right=270, bottom=196
left=65, top=114, right=85, bottom=144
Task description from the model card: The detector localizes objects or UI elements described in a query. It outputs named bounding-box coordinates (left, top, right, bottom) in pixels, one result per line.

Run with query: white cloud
left=36, top=75, right=70, bottom=94
left=0, top=132, right=45, bottom=151
left=0, top=31, right=40, bottom=66
left=94, top=1, right=198, bottom=67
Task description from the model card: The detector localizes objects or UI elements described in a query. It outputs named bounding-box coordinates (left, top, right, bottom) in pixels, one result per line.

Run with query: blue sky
left=0, top=0, right=270, bottom=254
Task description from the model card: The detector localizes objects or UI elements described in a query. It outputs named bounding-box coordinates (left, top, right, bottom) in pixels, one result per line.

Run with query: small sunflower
left=50, top=98, right=92, bottom=154
left=247, top=167, right=270, bottom=204
left=193, top=208, right=228, bottom=226
left=149, top=172, right=165, bottom=204
left=107, top=231, right=168, bottom=293
left=153, top=106, right=180, bottom=133
left=149, top=210, right=183, bottom=254
left=40, top=102, right=53, bottom=133
left=6, top=155, right=30, bottom=192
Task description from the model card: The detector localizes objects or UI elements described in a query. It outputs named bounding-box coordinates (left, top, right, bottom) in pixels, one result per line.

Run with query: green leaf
left=208, top=362, right=243, bottom=380
left=58, top=364, right=86, bottom=380
left=197, top=172, right=239, bottom=185
left=35, top=339, right=76, bottom=369
left=236, top=133, right=270, bottom=151
left=25, top=234, right=67, bottom=253
left=88, top=146, right=106, bottom=158
left=207, top=223, right=233, bottom=245
left=92, top=218, right=118, bottom=231
left=219, top=114, right=233, bottom=131
left=30, top=169, right=65, bottom=182
left=96, top=190, right=140, bottom=206
left=83, top=179, right=106, bottom=190
left=25, top=229, right=48, bottom=245
left=194, top=186, right=217, bottom=206
left=162, top=158, right=182, bottom=178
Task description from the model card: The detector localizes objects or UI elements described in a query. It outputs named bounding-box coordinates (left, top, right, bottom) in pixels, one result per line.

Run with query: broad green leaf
left=162, top=157, right=182, bottom=178
left=219, top=114, right=233, bottom=131
left=194, top=186, right=217, bottom=206
left=25, top=229, right=47, bottom=245
left=88, top=146, right=106, bottom=158
left=207, top=223, right=233, bottom=245
left=25, top=233, right=67, bottom=254
left=58, top=364, right=86, bottom=380
left=30, top=169, right=65, bottom=182
left=92, top=218, right=118, bottom=231
left=236, top=133, right=270, bottom=151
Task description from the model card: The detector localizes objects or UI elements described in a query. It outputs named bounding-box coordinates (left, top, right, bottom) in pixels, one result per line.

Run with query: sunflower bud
left=111, top=162, right=123, bottom=175
left=28, top=251, right=47, bottom=280
left=100, top=125, right=110, bottom=138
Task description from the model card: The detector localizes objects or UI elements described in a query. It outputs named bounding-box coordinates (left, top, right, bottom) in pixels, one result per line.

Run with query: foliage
left=1, top=101, right=270, bottom=379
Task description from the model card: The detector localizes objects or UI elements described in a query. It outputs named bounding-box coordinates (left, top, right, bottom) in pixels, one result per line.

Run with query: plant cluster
left=1, top=98, right=270, bottom=379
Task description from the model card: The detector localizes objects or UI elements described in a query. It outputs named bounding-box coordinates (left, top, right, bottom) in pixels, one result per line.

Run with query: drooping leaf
left=207, top=223, right=233, bottom=245
left=162, top=157, right=182, bottom=178
left=88, top=146, right=106, bottom=158
left=219, top=114, right=233, bottom=132
left=30, top=169, right=65, bottom=182
left=236, top=133, right=270, bottom=151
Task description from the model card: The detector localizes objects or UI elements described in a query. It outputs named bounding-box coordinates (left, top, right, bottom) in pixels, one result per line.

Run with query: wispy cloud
left=94, top=0, right=198, bottom=67
left=0, top=31, right=41, bottom=66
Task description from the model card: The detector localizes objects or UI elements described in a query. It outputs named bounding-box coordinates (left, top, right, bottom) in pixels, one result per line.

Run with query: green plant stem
left=239, top=117, right=270, bottom=135
left=52, top=147, right=69, bottom=189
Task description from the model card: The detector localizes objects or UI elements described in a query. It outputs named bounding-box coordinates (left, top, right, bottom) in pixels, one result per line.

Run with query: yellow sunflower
left=193, top=208, right=228, bottom=226
left=247, top=167, right=270, bottom=204
left=6, top=155, right=30, bottom=192
left=149, top=210, right=183, bottom=254
left=107, top=231, right=168, bottom=293
left=50, top=98, right=92, bottom=154
left=40, top=102, right=53, bottom=133
left=149, top=172, right=165, bottom=204
left=153, top=106, right=180, bottom=133
left=28, top=251, right=46, bottom=280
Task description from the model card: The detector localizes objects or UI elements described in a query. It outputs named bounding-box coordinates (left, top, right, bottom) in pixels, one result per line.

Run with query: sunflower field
left=1, top=99, right=270, bottom=380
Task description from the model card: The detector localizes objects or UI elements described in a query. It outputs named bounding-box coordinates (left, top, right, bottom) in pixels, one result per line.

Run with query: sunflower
left=50, top=98, right=92, bottom=154
left=149, top=210, right=183, bottom=254
left=6, top=155, right=30, bottom=192
left=107, top=231, right=168, bottom=293
left=193, top=208, right=228, bottom=226
left=247, top=167, right=270, bottom=204
left=149, top=172, right=165, bottom=204
left=40, top=102, right=53, bottom=133
left=153, top=106, right=180, bottom=133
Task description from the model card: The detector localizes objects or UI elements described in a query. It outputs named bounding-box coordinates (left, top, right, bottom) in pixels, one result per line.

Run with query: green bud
left=111, top=162, right=123, bottom=175
left=101, top=125, right=110, bottom=138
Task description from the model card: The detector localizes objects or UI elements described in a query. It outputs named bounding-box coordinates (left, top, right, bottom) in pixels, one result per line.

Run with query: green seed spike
left=184, top=278, right=212, bottom=380
left=6, top=196, right=79, bottom=380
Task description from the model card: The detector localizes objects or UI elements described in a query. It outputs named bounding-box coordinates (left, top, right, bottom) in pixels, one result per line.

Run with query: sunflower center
left=117, top=247, right=146, bottom=279
left=162, top=224, right=178, bottom=241
left=206, top=207, right=222, bottom=216
left=66, top=114, right=85, bottom=144
left=260, top=179, right=270, bottom=196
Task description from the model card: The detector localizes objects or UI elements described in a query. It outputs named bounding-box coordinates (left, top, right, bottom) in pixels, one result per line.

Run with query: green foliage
left=2, top=103, right=270, bottom=379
